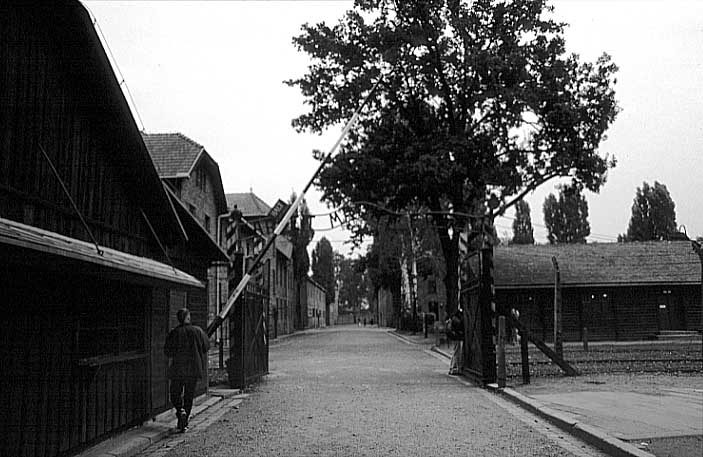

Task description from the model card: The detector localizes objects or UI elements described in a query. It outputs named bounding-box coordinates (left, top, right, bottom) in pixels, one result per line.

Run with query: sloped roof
left=226, top=192, right=271, bottom=218
left=0, top=217, right=202, bottom=289
left=25, top=1, right=186, bottom=245
left=142, top=132, right=204, bottom=178
left=493, top=241, right=700, bottom=288
left=164, top=186, right=228, bottom=262
left=143, top=132, right=228, bottom=213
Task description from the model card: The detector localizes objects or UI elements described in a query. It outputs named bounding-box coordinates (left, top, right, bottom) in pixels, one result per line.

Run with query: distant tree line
left=507, top=180, right=686, bottom=244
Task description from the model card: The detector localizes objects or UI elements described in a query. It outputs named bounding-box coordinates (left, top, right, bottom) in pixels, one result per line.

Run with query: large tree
left=543, top=184, right=590, bottom=244
left=511, top=200, right=534, bottom=244
left=311, top=237, right=336, bottom=306
left=623, top=181, right=677, bottom=241
left=288, top=0, right=619, bottom=313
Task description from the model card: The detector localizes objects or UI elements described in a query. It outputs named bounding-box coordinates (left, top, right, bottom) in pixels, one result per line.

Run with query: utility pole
left=552, top=256, right=563, bottom=358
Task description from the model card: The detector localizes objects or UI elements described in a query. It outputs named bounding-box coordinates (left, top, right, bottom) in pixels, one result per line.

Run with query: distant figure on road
left=164, top=308, right=210, bottom=433
left=446, top=310, right=465, bottom=375
left=363, top=318, right=367, bottom=327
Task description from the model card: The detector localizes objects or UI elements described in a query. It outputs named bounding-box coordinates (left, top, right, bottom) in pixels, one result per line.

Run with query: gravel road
left=141, top=327, right=609, bottom=456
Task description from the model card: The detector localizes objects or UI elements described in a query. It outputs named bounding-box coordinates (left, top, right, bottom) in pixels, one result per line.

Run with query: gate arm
left=506, top=313, right=579, bottom=377
left=207, top=75, right=387, bottom=338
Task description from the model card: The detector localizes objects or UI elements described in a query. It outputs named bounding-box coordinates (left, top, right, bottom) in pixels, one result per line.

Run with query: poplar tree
left=624, top=181, right=677, bottom=241
left=512, top=200, right=535, bottom=244
left=543, top=184, right=590, bottom=244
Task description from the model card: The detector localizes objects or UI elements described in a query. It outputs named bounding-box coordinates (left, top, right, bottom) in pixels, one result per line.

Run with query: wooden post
left=692, top=241, right=702, bottom=331
left=480, top=222, right=497, bottom=384
left=497, top=316, right=506, bottom=388
left=552, top=256, right=563, bottom=358
left=508, top=313, right=579, bottom=377
left=520, top=331, right=530, bottom=384
left=582, top=327, right=589, bottom=352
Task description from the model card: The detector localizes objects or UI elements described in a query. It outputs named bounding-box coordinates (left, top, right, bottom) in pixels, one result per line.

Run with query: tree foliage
left=543, top=184, right=590, bottom=244
left=311, top=237, right=336, bottom=305
left=288, top=0, right=619, bottom=313
left=337, top=255, right=372, bottom=313
left=511, top=200, right=534, bottom=244
left=623, top=181, right=677, bottom=242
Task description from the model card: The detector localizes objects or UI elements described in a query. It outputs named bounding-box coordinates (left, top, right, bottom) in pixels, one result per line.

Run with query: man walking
left=164, top=308, right=210, bottom=432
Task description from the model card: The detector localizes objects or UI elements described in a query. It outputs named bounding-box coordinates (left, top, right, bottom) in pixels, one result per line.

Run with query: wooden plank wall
left=0, top=266, right=151, bottom=457
left=0, top=7, right=156, bottom=259
left=497, top=284, right=702, bottom=341
left=150, top=287, right=171, bottom=415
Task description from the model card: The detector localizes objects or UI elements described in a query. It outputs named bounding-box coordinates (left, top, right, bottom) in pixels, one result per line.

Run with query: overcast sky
left=84, top=0, right=703, bottom=254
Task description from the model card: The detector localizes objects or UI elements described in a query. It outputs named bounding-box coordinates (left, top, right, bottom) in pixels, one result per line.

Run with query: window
left=204, top=215, right=211, bottom=234
left=195, top=167, right=207, bottom=191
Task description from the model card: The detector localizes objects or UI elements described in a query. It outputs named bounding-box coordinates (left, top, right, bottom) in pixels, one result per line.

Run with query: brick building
left=143, top=132, right=230, bottom=343
left=225, top=192, right=296, bottom=338
left=303, top=277, right=327, bottom=328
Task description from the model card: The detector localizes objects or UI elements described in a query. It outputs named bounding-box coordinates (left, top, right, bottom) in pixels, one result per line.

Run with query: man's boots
left=177, top=408, right=187, bottom=433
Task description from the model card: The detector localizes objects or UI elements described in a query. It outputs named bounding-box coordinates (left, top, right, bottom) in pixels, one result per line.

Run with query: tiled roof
left=142, top=133, right=204, bottom=177
left=226, top=192, right=271, bottom=218
left=493, top=241, right=700, bottom=288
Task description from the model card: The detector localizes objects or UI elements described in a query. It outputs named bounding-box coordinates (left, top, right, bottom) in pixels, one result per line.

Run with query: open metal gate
left=460, top=246, right=497, bottom=384
left=227, top=254, right=269, bottom=389
left=228, top=283, right=269, bottom=389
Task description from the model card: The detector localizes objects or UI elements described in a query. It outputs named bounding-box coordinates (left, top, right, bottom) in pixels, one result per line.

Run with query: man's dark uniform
left=164, top=311, right=210, bottom=431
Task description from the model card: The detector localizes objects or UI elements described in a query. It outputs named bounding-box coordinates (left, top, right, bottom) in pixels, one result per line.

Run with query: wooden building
left=0, top=2, right=219, bottom=455
left=493, top=242, right=702, bottom=341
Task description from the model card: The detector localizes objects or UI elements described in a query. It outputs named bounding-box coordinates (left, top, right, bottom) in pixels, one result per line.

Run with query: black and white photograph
left=0, top=1, right=701, bottom=456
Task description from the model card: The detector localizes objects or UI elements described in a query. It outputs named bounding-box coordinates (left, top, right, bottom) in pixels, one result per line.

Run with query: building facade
left=225, top=192, right=297, bottom=338
left=0, top=3, right=216, bottom=455
left=143, top=132, right=230, bottom=344
left=493, top=241, right=702, bottom=341
left=302, top=277, right=327, bottom=328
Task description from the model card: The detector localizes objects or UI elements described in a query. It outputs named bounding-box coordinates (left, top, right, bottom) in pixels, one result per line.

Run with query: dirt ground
left=512, top=371, right=703, bottom=396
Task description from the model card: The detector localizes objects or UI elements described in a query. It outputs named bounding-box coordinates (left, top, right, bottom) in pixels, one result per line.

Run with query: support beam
left=507, top=313, right=579, bottom=377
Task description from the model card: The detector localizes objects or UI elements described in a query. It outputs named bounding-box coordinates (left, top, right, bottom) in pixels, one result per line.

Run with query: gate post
left=228, top=253, right=245, bottom=388
left=479, top=228, right=497, bottom=384
left=497, top=316, right=506, bottom=387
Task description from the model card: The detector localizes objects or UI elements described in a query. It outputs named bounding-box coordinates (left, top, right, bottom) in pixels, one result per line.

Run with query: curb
left=426, top=345, right=654, bottom=457
left=79, top=388, right=242, bottom=457
left=484, top=384, right=656, bottom=457
left=431, top=345, right=452, bottom=359
left=388, top=330, right=421, bottom=345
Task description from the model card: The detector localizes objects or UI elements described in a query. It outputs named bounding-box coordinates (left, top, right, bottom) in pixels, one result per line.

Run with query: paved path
left=531, top=389, right=703, bottom=441
left=140, top=327, right=608, bottom=456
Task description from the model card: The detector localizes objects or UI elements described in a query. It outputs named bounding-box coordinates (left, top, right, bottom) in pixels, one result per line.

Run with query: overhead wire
left=83, top=3, right=147, bottom=132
